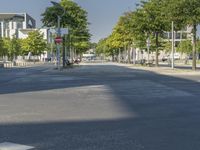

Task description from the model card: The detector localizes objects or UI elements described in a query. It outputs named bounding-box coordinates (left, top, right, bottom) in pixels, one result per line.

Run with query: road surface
left=0, top=63, right=200, bottom=150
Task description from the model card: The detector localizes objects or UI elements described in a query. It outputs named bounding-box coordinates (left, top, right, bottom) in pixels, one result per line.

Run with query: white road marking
left=0, top=142, right=34, bottom=150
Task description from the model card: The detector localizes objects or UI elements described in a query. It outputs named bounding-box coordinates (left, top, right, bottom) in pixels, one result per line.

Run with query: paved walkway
left=107, top=62, right=200, bottom=75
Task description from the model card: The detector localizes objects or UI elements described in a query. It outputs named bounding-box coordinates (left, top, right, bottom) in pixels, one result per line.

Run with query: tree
left=41, top=0, right=90, bottom=57
left=182, top=0, right=200, bottom=70
left=163, top=41, right=172, bottom=54
left=177, top=40, right=192, bottom=55
left=96, top=38, right=107, bottom=55
left=96, top=38, right=117, bottom=61
left=21, top=30, right=47, bottom=55
left=0, top=38, right=7, bottom=58
left=133, top=0, right=170, bottom=66
left=3, top=37, right=21, bottom=61
left=164, top=0, right=200, bottom=70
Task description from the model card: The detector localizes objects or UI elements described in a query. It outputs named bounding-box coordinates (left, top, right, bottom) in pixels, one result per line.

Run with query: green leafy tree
left=96, top=38, right=117, bottom=61
left=133, top=0, right=170, bottom=66
left=89, top=42, right=97, bottom=49
left=102, top=11, right=137, bottom=63
left=96, top=38, right=107, bottom=55
left=3, top=37, right=21, bottom=60
left=182, top=0, right=200, bottom=70
left=0, top=38, right=7, bottom=57
left=21, top=30, right=47, bottom=55
left=196, top=39, right=200, bottom=54
left=41, top=0, right=90, bottom=57
left=162, top=41, right=172, bottom=54
left=164, top=0, right=200, bottom=70
left=177, top=40, right=192, bottom=55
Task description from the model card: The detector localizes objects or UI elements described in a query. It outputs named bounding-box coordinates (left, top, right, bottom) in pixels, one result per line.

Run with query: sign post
left=55, top=36, right=63, bottom=44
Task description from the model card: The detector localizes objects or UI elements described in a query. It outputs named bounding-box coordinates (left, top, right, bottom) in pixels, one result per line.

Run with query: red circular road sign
left=55, top=36, right=63, bottom=44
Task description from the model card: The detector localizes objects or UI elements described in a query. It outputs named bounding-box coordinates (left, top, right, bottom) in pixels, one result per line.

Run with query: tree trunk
left=118, top=48, right=121, bottom=63
left=155, top=32, right=159, bottom=67
left=128, top=45, right=131, bottom=64
left=62, top=37, right=66, bottom=68
left=192, top=24, right=197, bottom=71
left=112, top=53, right=114, bottom=62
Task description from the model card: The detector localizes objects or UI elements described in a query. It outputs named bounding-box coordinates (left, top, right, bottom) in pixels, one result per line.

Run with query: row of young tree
left=96, top=0, right=200, bottom=70
left=41, top=0, right=91, bottom=57
left=0, top=30, right=47, bottom=61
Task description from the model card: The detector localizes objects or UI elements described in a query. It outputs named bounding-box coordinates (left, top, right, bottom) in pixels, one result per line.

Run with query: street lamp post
left=51, top=1, right=65, bottom=70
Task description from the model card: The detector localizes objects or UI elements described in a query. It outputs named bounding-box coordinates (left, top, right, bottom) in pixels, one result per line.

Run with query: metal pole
left=62, top=35, right=65, bottom=68
left=50, top=31, right=54, bottom=62
left=171, top=21, right=174, bottom=69
left=64, top=34, right=67, bottom=66
left=56, top=16, right=61, bottom=70
left=118, top=48, right=121, bottom=63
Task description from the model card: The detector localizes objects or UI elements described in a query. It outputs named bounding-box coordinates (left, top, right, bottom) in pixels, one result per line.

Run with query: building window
left=17, top=22, right=23, bottom=29
left=176, top=33, right=181, bottom=39
left=5, top=22, right=9, bottom=29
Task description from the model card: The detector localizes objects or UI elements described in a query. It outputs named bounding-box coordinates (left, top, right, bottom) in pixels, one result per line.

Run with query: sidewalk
left=46, top=62, right=200, bottom=76
left=114, top=62, right=200, bottom=75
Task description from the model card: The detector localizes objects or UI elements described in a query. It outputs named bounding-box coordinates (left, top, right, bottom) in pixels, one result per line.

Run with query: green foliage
left=162, top=41, right=172, bottom=53
left=97, top=0, right=200, bottom=68
left=96, top=38, right=108, bottom=55
left=21, top=30, right=47, bottom=55
left=177, top=40, right=192, bottom=55
left=0, top=38, right=8, bottom=57
left=89, top=42, right=97, bottom=49
left=164, top=0, right=200, bottom=69
left=97, top=0, right=171, bottom=64
left=2, top=37, right=21, bottom=60
left=197, top=40, right=200, bottom=53
left=41, top=0, right=91, bottom=55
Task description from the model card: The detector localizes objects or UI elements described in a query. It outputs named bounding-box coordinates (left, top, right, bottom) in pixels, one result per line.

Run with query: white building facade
left=0, top=13, right=50, bottom=41
left=0, top=13, right=51, bottom=62
left=0, top=13, right=36, bottom=38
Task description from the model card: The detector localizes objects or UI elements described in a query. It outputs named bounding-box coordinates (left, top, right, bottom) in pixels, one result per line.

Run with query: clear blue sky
left=0, top=0, right=139, bottom=43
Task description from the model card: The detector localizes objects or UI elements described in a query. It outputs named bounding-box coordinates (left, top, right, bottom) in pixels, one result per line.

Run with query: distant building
left=18, top=28, right=50, bottom=41
left=0, top=13, right=36, bottom=38
left=162, top=26, right=193, bottom=44
left=0, top=13, right=52, bottom=62
left=0, top=13, right=49, bottom=42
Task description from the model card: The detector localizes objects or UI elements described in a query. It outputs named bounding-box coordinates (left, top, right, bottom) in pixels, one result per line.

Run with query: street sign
left=61, top=28, right=68, bottom=36
left=55, top=36, right=63, bottom=44
left=49, top=28, right=56, bottom=34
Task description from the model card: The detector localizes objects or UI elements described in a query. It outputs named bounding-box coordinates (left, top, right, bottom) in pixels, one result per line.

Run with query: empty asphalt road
left=0, top=63, right=200, bottom=150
